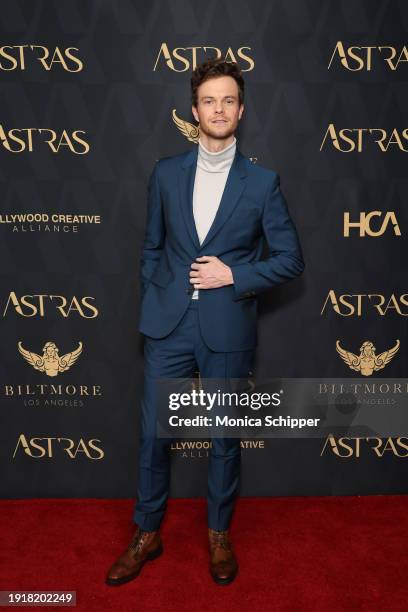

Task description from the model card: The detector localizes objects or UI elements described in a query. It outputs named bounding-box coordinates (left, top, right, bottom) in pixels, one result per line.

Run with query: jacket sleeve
left=230, top=173, right=304, bottom=300
left=140, top=161, right=165, bottom=298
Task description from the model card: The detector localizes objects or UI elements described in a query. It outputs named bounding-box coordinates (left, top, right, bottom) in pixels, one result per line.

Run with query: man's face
left=192, top=75, right=244, bottom=140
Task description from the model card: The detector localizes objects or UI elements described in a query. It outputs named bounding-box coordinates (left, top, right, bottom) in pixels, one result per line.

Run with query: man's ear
left=192, top=105, right=199, bottom=123
left=238, top=104, right=244, bottom=120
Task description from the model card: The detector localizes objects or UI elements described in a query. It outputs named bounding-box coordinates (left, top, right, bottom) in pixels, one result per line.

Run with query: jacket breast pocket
left=229, top=206, right=262, bottom=243
left=233, top=204, right=261, bottom=224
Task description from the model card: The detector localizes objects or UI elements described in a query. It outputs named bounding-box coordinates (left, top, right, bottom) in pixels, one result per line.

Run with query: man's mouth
left=212, top=119, right=227, bottom=124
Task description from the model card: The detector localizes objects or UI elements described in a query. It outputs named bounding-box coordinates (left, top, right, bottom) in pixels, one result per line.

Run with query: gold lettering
left=64, top=47, right=83, bottom=72
left=379, top=46, right=398, bottom=70
left=236, top=47, right=254, bottom=71
left=0, top=45, right=19, bottom=70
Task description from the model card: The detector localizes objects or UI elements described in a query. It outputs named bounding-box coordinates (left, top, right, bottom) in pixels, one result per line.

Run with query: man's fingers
left=190, top=263, right=204, bottom=270
left=196, top=256, right=213, bottom=262
left=189, top=277, right=207, bottom=286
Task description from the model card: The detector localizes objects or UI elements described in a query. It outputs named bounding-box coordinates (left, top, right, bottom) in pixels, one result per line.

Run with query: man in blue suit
left=106, top=57, right=304, bottom=587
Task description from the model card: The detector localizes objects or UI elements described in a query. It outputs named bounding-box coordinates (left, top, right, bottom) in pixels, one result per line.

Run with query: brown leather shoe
left=105, top=526, right=163, bottom=586
left=208, top=528, right=238, bottom=585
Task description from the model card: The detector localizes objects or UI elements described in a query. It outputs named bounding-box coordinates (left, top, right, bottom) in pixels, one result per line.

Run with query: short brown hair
left=191, top=58, right=245, bottom=107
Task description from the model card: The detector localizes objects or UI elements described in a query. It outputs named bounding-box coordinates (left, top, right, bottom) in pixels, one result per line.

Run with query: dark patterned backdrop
left=1, top=0, right=407, bottom=499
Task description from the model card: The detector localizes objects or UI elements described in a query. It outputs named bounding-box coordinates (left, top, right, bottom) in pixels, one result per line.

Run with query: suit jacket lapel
left=178, top=146, right=201, bottom=250
left=200, top=148, right=247, bottom=250
left=178, top=145, right=248, bottom=252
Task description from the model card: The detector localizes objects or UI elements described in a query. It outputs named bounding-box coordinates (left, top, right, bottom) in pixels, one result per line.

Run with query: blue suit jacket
left=138, top=145, right=304, bottom=352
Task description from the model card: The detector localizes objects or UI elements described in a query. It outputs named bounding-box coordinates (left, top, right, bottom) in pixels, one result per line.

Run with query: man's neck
left=198, top=133, right=235, bottom=153
left=197, top=137, right=236, bottom=173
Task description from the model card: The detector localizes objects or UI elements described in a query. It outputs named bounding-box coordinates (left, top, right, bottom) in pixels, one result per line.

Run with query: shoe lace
left=129, top=529, right=149, bottom=555
left=211, top=530, right=230, bottom=550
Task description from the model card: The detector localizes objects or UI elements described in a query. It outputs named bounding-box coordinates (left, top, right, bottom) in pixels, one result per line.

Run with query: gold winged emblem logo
left=172, top=109, right=200, bottom=143
left=336, top=339, right=400, bottom=376
left=18, top=341, right=83, bottom=377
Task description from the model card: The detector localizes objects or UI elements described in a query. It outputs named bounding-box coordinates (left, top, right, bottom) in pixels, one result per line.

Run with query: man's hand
left=190, top=256, right=234, bottom=290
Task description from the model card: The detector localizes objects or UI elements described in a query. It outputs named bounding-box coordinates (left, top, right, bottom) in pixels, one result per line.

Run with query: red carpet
left=1, top=496, right=407, bottom=611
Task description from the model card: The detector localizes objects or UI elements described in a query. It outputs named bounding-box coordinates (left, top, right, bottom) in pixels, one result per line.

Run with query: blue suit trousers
left=133, top=299, right=255, bottom=531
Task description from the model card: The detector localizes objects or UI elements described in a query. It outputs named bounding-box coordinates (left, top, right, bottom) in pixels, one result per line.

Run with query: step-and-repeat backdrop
left=1, top=0, right=407, bottom=498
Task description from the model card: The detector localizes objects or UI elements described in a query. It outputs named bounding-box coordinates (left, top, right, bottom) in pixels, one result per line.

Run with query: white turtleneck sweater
left=191, top=136, right=236, bottom=299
